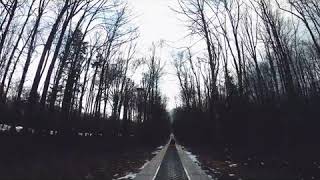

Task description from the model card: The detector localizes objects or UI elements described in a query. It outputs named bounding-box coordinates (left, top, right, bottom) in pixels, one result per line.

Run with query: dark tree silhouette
left=0, top=0, right=170, bottom=144
left=172, top=0, right=320, bottom=150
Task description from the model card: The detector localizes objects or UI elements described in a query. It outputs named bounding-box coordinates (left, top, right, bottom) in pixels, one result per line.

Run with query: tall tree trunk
left=40, top=12, right=74, bottom=105
left=1, top=0, right=35, bottom=101
left=17, top=1, right=45, bottom=101
left=0, top=1, right=17, bottom=59
left=29, top=0, right=70, bottom=104
left=78, top=50, right=94, bottom=115
left=49, top=21, right=83, bottom=110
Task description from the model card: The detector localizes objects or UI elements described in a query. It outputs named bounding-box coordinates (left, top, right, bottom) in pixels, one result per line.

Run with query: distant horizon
left=129, top=0, right=191, bottom=111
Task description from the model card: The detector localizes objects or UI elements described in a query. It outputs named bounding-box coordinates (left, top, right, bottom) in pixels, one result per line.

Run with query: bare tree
left=16, top=0, right=48, bottom=101
left=0, top=0, right=36, bottom=101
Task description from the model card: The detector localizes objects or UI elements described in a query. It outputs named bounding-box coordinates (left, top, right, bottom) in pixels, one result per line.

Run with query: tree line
left=0, top=0, right=170, bottom=143
left=172, top=0, right=320, bottom=149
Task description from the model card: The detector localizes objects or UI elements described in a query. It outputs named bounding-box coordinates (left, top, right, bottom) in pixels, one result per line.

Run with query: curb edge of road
left=134, top=138, right=171, bottom=180
left=176, top=144, right=213, bottom=180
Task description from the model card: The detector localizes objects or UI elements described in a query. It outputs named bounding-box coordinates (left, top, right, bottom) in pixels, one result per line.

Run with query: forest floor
left=186, top=145, right=320, bottom=180
left=0, top=135, right=160, bottom=180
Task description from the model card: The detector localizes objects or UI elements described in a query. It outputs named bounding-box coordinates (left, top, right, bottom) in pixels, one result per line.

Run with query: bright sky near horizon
left=129, top=0, right=190, bottom=110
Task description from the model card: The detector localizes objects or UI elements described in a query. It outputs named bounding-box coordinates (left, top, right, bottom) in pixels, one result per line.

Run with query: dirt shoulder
left=185, top=145, right=320, bottom=180
left=0, top=136, right=160, bottom=180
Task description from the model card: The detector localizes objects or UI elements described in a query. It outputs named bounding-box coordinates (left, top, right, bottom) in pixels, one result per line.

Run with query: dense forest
left=1, top=0, right=320, bottom=179
left=172, top=0, right=320, bottom=151
left=0, top=0, right=170, bottom=144
left=1, top=0, right=320, bottom=161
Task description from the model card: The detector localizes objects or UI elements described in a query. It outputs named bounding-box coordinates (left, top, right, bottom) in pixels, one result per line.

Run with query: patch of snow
left=209, top=168, right=220, bottom=174
left=0, top=124, right=11, bottom=131
left=152, top=150, right=160, bottom=155
left=139, top=160, right=149, bottom=170
left=152, top=145, right=164, bottom=155
left=184, top=150, right=200, bottom=164
left=181, top=146, right=220, bottom=179
left=229, top=173, right=235, bottom=177
left=229, top=163, right=238, bottom=168
left=115, top=172, right=136, bottom=180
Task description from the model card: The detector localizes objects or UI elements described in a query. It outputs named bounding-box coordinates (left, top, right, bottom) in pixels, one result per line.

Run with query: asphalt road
left=154, top=145, right=188, bottom=180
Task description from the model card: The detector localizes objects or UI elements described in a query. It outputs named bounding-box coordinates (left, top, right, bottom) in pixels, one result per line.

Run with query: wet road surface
left=154, top=145, right=188, bottom=180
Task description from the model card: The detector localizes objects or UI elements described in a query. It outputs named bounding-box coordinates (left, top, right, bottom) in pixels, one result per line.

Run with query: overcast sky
left=129, top=0, right=190, bottom=110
